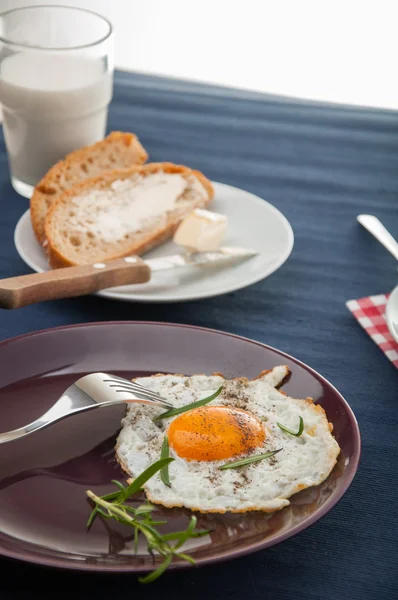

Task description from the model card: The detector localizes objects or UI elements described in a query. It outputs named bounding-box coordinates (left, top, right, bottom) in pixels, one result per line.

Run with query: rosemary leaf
left=138, top=555, right=173, bottom=584
left=111, top=480, right=127, bottom=501
left=153, top=387, right=223, bottom=422
left=160, top=436, right=171, bottom=487
left=161, top=529, right=211, bottom=542
left=277, top=416, right=304, bottom=437
left=176, top=552, right=195, bottom=565
left=174, top=516, right=197, bottom=550
left=86, top=507, right=98, bottom=528
left=123, top=457, right=174, bottom=498
left=135, top=504, right=156, bottom=515
left=219, top=448, right=282, bottom=470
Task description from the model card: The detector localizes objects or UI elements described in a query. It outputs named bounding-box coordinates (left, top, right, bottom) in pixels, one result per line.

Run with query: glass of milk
left=0, top=6, right=114, bottom=197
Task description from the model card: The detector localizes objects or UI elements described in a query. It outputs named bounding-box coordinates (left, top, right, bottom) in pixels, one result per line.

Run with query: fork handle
left=0, top=257, right=151, bottom=309
left=0, top=418, right=47, bottom=444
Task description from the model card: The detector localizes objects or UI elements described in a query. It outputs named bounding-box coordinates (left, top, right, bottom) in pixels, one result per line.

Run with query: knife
left=0, top=247, right=257, bottom=309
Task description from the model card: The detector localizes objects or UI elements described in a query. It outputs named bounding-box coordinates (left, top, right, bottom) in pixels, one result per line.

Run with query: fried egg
left=116, top=366, right=340, bottom=513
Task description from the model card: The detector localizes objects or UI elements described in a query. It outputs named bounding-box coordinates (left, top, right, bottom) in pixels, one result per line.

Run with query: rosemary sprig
left=219, top=448, right=283, bottom=470
left=86, top=458, right=210, bottom=583
left=86, top=457, right=175, bottom=527
left=160, top=436, right=171, bottom=487
left=277, top=416, right=304, bottom=437
left=153, top=386, right=223, bottom=422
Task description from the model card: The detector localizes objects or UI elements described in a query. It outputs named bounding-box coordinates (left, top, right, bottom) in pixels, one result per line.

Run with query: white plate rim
left=386, top=285, right=398, bottom=344
left=14, top=181, right=294, bottom=303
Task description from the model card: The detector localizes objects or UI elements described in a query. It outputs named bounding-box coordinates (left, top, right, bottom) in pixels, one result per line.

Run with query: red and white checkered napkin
left=346, top=294, right=398, bottom=369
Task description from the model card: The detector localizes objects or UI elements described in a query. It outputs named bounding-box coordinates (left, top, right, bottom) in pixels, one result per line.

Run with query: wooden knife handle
left=0, top=257, right=151, bottom=309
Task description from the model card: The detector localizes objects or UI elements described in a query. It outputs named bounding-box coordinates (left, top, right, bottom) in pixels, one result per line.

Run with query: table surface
left=0, top=71, right=397, bottom=600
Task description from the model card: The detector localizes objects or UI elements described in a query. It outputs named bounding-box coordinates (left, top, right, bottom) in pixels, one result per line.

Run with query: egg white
left=115, top=366, right=340, bottom=513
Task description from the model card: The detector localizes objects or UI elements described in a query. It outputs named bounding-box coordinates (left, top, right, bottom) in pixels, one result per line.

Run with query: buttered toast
left=30, top=131, right=148, bottom=245
left=44, top=162, right=214, bottom=268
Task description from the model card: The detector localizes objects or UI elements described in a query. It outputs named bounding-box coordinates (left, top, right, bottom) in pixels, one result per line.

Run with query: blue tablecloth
left=1, top=71, right=397, bottom=600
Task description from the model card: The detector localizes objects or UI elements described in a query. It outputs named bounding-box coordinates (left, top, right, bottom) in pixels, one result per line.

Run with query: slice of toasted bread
left=44, top=162, right=214, bottom=268
left=30, top=131, right=148, bottom=245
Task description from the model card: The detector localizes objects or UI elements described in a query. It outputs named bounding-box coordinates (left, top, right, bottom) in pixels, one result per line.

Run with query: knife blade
left=146, top=247, right=258, bottom=271
left=0, top=247, right=258, bottom=309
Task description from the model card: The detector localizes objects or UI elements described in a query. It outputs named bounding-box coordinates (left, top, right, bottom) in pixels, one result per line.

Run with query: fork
left=0, top=373, right=173, bottom=445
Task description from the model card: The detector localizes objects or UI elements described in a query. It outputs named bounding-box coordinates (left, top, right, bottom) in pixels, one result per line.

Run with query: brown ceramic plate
left=0, top=322, right=360, bottom=573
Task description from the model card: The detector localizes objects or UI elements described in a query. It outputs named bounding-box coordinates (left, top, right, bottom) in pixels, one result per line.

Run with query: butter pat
left=173, top=208, right=228, bottom=252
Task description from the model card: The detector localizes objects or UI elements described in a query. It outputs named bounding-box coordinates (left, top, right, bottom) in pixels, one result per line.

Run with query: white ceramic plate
left=386, top=285, right=398, bottom=343
left=14, top=181, right=294, bottom=303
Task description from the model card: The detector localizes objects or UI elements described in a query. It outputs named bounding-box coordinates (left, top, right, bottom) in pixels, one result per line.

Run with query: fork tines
left=102, top=376, right=173, bottom=408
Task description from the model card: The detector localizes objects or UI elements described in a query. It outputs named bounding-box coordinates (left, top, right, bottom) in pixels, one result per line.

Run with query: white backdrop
left=0, top=0, right=397, bottom=109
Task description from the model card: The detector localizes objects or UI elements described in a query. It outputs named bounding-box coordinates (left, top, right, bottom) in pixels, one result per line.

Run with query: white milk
left=0, top=53, right=113, bottom=188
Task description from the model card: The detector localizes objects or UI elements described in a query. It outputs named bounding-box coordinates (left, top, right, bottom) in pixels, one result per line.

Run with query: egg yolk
left=167, top=406, right=265, bottom=461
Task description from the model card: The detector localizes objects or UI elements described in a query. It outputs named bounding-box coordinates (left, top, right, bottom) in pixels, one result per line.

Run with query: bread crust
left=45, top=162, right=214, bottom=268
left=30, top=132, right=148, bottom=245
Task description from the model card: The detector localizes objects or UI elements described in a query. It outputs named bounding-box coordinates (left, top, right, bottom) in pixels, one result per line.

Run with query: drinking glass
left=0, top=5, right=114, bottom=197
